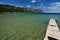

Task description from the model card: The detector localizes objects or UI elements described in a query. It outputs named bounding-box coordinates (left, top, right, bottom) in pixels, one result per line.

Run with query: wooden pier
left=44, top=19, right=60, bottom=40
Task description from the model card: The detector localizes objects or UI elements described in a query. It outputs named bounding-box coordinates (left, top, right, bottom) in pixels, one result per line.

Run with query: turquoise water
left=0, top=12, right=60, bottom=40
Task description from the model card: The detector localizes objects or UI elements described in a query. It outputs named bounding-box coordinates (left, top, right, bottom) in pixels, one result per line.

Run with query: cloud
left=14, top=5, right=24, bottom=7
left=0, top=2, right=5, bottom=4
left=50, top=2, right=60, bottom=6
left=31, top=0, right=36, bottom=3
left=0, top=2, right=3, bottom=4
left=26, top=5, right=31, bottom=7
left=45, top=10, right=60, bottom=13
left=0, top=2, right=24, bottom=7
left=35, top=3, right=44, bottom=9
left=44, top=2, right=60, bottom=13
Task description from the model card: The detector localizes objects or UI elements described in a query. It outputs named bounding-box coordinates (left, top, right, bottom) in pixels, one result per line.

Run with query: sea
left=0, top=12, right=60, bottom=40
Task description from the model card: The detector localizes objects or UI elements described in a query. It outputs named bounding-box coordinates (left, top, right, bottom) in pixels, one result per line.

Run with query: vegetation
left=0, top=4, right=43, bottom=13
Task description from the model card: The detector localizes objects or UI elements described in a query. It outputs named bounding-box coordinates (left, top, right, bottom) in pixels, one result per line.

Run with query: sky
left=0, top=0, right=60, bottom=13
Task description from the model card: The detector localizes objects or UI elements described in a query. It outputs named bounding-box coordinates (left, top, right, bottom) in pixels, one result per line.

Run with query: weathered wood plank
left=44, top=19, right=60, bottom=40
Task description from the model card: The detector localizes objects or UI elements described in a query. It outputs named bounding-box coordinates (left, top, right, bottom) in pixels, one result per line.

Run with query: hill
left=0, top=4, right=43, bottom=13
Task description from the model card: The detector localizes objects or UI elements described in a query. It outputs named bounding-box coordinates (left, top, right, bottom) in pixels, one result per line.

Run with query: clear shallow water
left=0, top=12, right=60, bottom=40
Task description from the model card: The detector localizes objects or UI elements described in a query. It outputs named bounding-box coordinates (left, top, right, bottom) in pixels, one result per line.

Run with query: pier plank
left=44, top=19, right=60, bottom=40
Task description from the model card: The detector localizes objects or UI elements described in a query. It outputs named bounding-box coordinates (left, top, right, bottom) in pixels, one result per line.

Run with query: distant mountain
left=0, top=4, right=43, bottom=13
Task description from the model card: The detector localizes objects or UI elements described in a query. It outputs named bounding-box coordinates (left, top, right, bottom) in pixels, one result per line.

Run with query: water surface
left=0, top=12, right=60, bottom=40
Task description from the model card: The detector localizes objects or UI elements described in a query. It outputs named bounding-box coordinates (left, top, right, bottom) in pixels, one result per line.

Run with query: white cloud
left=31, top=0, right=36, bottom=3
left=47, top=6, right=58, bottom=9
left=50, top=2, right=60, bottom=5
left=44, top=2, right=60, bottom=13
left=26, top=5, right=31, bottom=7
left=0, top=2, right=5, bottom=4
left=44, top=9, right=60, bottom=13
left=43, top=6, right=46, bottom=9
left=36, top=3, right=44, bottom=9
left=0, top=2, right=3, bottom=4
left=0, top=2, right=24, bottom=7
left=14, top=5, right=24, bottom=7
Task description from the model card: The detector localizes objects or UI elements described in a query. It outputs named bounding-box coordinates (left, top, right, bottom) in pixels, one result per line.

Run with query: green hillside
left=0, top=4, right=43, bottom=13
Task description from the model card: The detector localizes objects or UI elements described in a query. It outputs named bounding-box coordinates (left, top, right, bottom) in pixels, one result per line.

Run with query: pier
left=44, top=19, right=60, bottom=40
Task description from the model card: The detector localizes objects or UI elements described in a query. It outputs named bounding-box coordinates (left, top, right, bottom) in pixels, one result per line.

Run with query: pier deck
left=44, top=19, right=60, bottom=40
